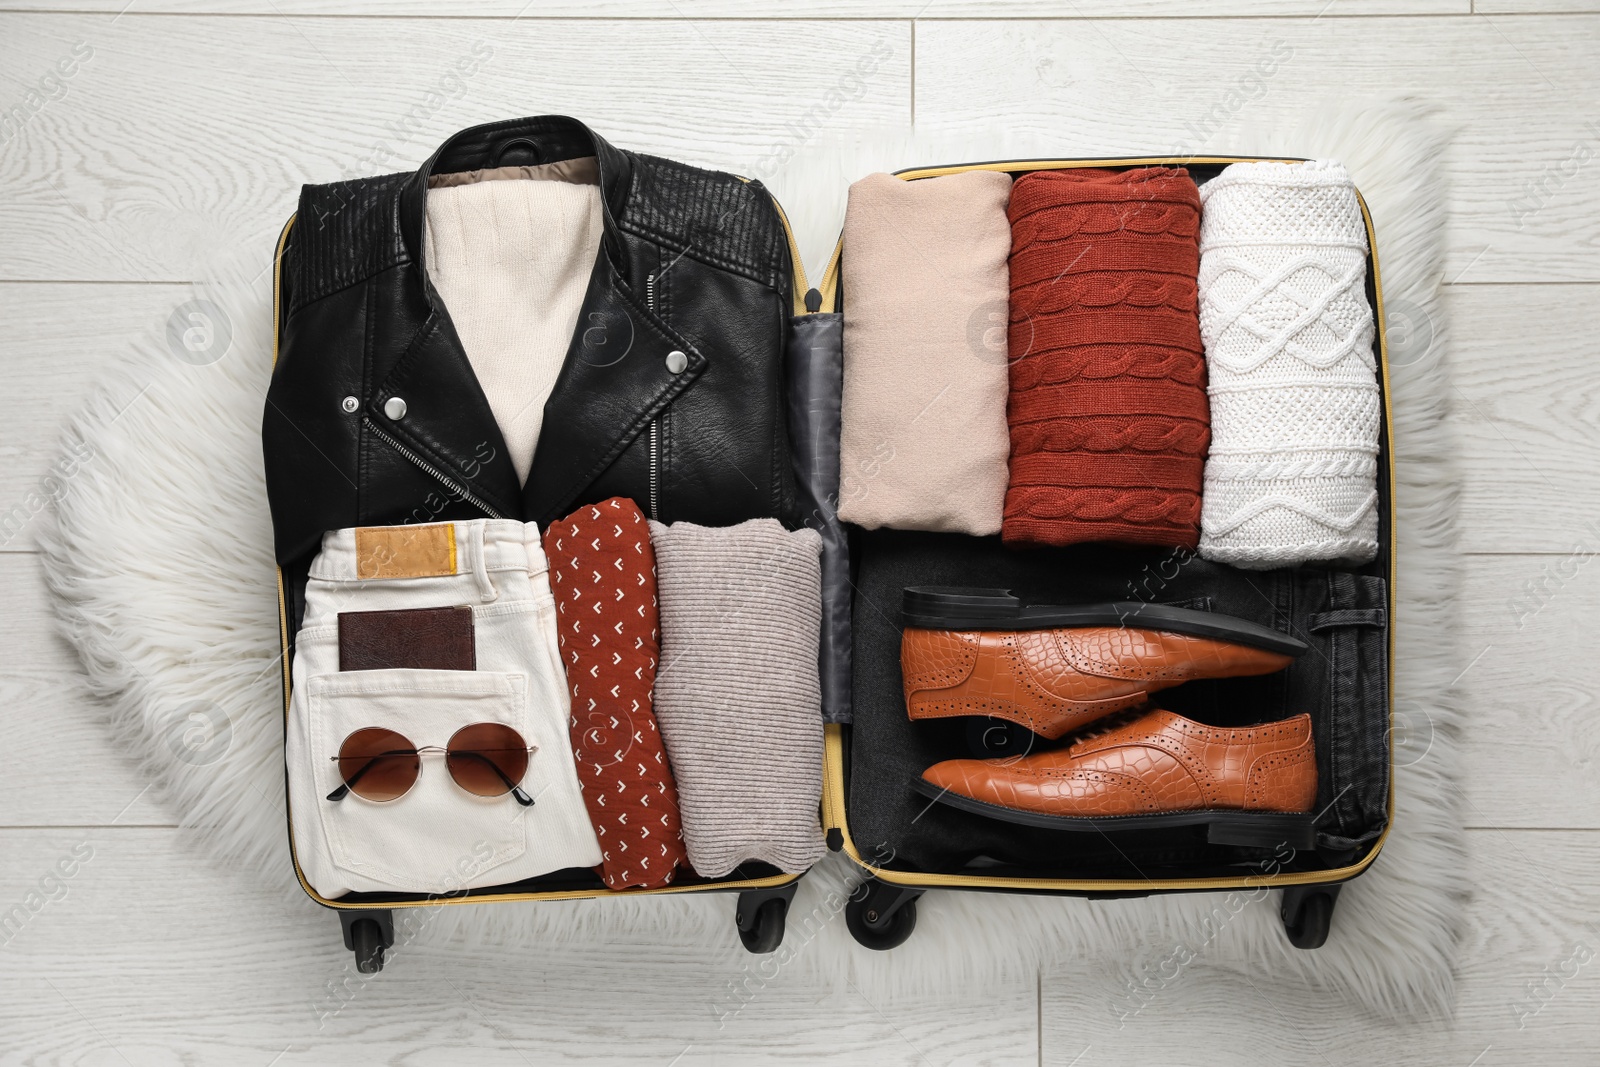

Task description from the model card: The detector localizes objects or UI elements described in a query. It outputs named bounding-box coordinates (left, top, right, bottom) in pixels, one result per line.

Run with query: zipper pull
left=804, top=287, right=822, bottom=313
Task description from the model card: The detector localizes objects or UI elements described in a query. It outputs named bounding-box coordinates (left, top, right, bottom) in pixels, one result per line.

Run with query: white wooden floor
left=2, top=2, right=1599, bottom=1064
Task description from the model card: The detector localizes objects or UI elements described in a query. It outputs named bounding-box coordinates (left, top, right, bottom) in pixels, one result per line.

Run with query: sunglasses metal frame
left=326, top=723, right=538, bottom=806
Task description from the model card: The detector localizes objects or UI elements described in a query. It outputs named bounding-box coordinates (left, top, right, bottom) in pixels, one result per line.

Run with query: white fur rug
left=38, top=100, right=1462, bottom=1020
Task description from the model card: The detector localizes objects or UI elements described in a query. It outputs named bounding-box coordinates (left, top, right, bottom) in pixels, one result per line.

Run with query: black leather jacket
left=265, top=115, right=797, bottom=569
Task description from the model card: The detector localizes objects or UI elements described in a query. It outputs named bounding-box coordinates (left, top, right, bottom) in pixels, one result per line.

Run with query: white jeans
left=285, top=519, right=601, bottom=898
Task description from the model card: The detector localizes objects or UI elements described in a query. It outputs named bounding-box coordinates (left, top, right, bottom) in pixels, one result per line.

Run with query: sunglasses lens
left=337, top=727, right=420, bottom=802
left=446, top=722, right=530, bottom=798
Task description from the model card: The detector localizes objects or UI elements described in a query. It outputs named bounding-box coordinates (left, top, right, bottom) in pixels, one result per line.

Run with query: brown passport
left=338, top=606, right=476, bottom=672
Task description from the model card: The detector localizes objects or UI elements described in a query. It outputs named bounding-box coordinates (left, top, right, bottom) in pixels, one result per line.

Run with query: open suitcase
left=267, top=121, right=1392, bottom=971
left=805, top=156, right=1394, bottom=953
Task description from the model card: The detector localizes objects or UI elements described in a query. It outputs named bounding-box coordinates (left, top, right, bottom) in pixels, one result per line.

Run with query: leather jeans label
left=354, top=524, right=457, bottom=579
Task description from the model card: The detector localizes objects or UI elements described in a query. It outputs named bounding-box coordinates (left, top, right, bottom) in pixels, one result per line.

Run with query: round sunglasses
left=325, top=723, right=536, bottom=806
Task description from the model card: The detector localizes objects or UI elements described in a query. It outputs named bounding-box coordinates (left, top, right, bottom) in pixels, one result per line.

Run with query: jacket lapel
left=367, top=309, right=523, bottom=520
left=520, top=244, right=707, bottom=525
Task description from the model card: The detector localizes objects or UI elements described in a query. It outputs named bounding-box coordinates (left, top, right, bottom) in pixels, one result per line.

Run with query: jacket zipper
left=646, top=271, right=660, bottom=520
left=363, top=416, right=506, bottom=520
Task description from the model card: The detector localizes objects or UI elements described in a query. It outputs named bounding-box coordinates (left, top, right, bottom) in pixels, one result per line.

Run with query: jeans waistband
left=308, top=520, right=548, bottom=589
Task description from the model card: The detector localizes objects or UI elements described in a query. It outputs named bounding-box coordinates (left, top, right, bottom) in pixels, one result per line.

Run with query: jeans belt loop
left=522, top=520, right=549, bottom=586
left=470, top=521, right=497, bottom=603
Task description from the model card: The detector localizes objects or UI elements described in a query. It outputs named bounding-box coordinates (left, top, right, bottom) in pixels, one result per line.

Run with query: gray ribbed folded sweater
left=648, top=518, right=826, bottom=878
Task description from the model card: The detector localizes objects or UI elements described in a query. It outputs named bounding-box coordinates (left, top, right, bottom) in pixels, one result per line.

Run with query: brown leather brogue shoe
left=902, top=626, right=1298, bottom=740
left=900, top=588, right=1304, bottom=740
left=914, top=707, right=1319, bottom=848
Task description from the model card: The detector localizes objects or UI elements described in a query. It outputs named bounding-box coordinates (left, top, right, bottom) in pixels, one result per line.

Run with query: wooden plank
left=1, top=544, right=1589, bottom=840
left=0, top=543, right=1582, bottom=835
left=3, top=826, right=1593, bottom=1064
left=1042, top=828, right=1600, bottom=1065
left=0, top=13, right=910, bottom=281
left=915, top=16, right=1600, bottom=284
left=0, top=551, right=1584, bottom=828
left=0, top=278, right=1592, bottom=822
left=0, top=282, right=191, bottom=553
left=1478, top=1, right=1600, bottom=11
left=0, top=828, right=1036, bottom=1065
left=0, top=279, right=1587, bottom=560
left=1450, top=282, right=1600, bottom=554
left=0, top=12, right=1582, bottom=284
left=0, top=265, right=1579, bottom=550
left=0, top=554, right=169, bottom=826
left=0, top=1, right=1475, bottom=16
left=3, top=14, right=1594, bottom=282
left=1459, top=553, right=1600, bottom=829
left=30, top=550, right=1583, bottom=832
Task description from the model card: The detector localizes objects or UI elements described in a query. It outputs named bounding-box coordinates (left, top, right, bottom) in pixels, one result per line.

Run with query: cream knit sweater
left=837, top=170, right=1014, bottom=536
left=1197, top=160, right=1381, bottom=569
left=425, top=169, right=603, bottom=485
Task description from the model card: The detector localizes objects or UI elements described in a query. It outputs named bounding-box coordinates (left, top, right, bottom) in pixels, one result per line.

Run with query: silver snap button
left=341, top=396, right=359, bottom=413
left=665, top=350, right=688, bottom=374
left=383, top=396, right=408, bottom=420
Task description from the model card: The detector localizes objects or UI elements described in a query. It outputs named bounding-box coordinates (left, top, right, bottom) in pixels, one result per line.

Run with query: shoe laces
left=1063, top=704, right=1156, bottom=754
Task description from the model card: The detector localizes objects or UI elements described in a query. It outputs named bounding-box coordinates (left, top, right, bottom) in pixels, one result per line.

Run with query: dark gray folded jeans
left=847, top=529, right=1389, bottom=876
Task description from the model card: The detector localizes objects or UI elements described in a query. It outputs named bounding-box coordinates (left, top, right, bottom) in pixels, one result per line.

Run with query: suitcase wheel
left=1280, top=884, right=1340, bottom=950
left=339, top=909, right=395, bottom=974
left=350, top=918, right=387, bottom=973
left=735, top=884, right=797, bottom=954
left=736, top=898, right=788, bottom=954
left=845, top=879, right=920, bottom=951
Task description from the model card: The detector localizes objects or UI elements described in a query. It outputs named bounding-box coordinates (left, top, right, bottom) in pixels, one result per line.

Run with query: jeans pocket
left=309, top=669, right=532, bottom=894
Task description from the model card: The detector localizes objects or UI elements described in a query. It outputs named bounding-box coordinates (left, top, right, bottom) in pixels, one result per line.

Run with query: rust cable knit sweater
left=1002, top=167, right=1211, bottom=549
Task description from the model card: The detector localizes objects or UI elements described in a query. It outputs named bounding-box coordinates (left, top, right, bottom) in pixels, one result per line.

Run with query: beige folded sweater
left=425, top=167, right=603, bottom=485
left=837, top=170, right=1014, bottom=536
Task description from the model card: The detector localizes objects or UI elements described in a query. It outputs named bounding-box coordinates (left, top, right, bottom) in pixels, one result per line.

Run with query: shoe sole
left=910, top=776, right=1318, bottom=851
left=901, top=586, right=1308, bottom=657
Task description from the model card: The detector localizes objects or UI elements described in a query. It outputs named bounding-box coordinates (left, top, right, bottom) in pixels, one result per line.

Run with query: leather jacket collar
left=397, top=114, right=634, bottom=289
left=372, top=116, right=709, bottom=524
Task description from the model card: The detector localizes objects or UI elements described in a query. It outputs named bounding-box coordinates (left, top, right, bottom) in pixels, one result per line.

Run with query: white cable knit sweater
left=1196, top=159, right=1381, bottom=569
